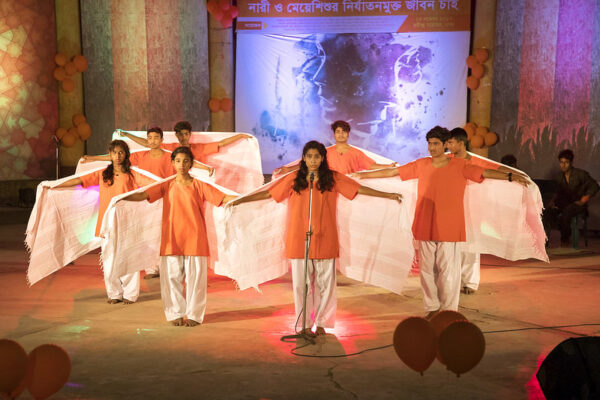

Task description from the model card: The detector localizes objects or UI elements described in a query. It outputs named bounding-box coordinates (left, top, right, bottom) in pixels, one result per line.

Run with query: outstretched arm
left=497, top=165, right=527, bottom=179
left=80, top=154, right=110, bottom=163
left=193, top=160, right=215, bottom=176
left=273, top=163, right=300, bottom=175
left=118, top=130, right=150, bottom=148
left=229, top=189, right=271, bottom=206
left=352, top=167, right=399, bottom=180
left=357, top=186, right=402, bottom=203
left=218, top=133, right=253, bottom=149
left=52, top=177, right=83, bottom=188
left=222, top=194, right=237, bottom=204
left=369, top=162, right=398, bottom=170
left=122, top=191, right=149, bottom=202
left=482, top=169, right=529, bottom=187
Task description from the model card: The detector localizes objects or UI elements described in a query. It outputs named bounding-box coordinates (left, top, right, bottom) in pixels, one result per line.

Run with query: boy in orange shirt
left=354, top=126, right=528, bottom=317
left=120, top=120, right=251, bottom=166
left=232, top=141, right=402, bottom=336
left=52, top=140, right=155, bottom=304
left=123, top=147, right=236, bottom=327
left=273, top=120, right=396, bottom=176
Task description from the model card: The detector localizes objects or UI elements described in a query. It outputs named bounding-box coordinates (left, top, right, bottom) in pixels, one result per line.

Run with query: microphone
left=309, top=172, right=315, bottom=188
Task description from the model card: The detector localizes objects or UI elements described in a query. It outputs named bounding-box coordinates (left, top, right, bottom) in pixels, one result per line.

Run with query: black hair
left=147, top=126, right=163, bottom=138
left=449, top=127, right=469, bottom=150
left=102, top=140, right=132, bottom=186
left=292, top=141, right=335, bottom=194
left=331, top=120, right=351, bottom=133
left=558, top=149, right=574, bottom=162
left=425, top=126, right=450, bottom=143
left=174, top=121, right=192, bottom=133
left=171, top=146, right=195, bottom=163
left=500, top=154, right=517, bottom=168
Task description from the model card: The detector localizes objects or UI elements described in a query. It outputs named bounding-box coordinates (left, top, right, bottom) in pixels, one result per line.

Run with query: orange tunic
left=397, top=157, right=485, bottom=242
left=146, top=179, right=225, bottom=256
left=326, top=146, right=375, bottom=174
left=162, top=142, right=219, bottom=163
left=130, top=150, right=175, bottom=178
left=447, top=153, right=500, bottom=170
left=80, top=169, right=152, bottom=237
left=269, top=171, right=360, bottom=259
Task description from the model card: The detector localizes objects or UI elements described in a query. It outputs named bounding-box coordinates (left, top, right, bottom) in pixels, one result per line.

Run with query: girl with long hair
left=231, top=140, right=402, bottom=336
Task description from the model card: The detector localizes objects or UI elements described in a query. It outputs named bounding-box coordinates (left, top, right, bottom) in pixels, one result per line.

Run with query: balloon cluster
left=465, top=48, right=489, bottom=90
left=464, top=122, right=498, bottom=149
left=0, top=339, right=71, bottom=400
left=53, top=53, right=88, bottom=93
left=393, top=311, right=485, bottom=376
left=55, top=113, right=92, bottom=147
left=206, top=0, right=239, bottom=28
left=208, top=97, right=233, bottom=113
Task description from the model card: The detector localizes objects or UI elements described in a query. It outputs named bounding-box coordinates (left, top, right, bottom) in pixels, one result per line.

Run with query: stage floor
left=1, top=223, right=599, bottom=399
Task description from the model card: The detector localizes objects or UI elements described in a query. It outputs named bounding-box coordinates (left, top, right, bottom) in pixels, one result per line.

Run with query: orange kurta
left=80, top=169, right=152, bottom=236
left=130, top=150, right=175, bottom=178
left=326, top=146, right=375, bottom=174
left=162, top=142, right=219, bottom=163
left=269, top=171, right=360, bottom=259
left=397, top=157, right=484, bottom=242
left=447, top=153, right=500, bottom=170
left=146, top=179, right=225, bottom=256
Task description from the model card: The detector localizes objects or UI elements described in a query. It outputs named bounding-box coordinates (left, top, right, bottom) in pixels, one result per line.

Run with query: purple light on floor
left=66, top=382, right=84, bottom=388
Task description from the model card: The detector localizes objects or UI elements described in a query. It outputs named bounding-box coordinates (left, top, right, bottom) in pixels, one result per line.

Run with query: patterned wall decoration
left=0, top=0, right=58, bottom=180
left=80, top=0, right=210, bottom=155
left=490, top=0, right=600, bottom=179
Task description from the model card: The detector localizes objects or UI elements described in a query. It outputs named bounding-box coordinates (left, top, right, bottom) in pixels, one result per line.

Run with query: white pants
left=461, top=252, right=480, bottom=290
left=160, top=256, right=207, bottom=323
left=290, top=258, right=336, bottom=329
left=104, top=270, right=140, bottom=302
left=418, top=241, right=462, bottom=312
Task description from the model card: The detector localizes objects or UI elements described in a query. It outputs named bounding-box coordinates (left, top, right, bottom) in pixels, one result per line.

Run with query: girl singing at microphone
left=231, top=141, right=402, bottom=336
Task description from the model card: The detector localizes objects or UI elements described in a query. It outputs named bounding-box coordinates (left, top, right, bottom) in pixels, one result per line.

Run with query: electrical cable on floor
left=287, top=323, right=600, bottom=358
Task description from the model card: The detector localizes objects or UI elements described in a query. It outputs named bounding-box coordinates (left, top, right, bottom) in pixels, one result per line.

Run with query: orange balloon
left=464, top=122, right=477, bottom=139
left=208, top=98, right=221, bottom=112
left=219, top=0, right=231, bottom=10
left=77, top=123, right=92, bottom=140
left=61, top=78, right=75, bottom=92
left=53, top=67, right=66, bottom=81
left=393, top=317, right=437, bottom=375
left=229, top=6, right=239, bottom=18
left=475, top=126, right=488, bottom=137
left=62, top=129, right=78, bottom=147
left=466, top=76, right=480, bottom=90
left=212, top=9, right=224, bottom=20
left=54, top=53, right=68, bottom=66
left=429, top=311, right=467, bottom=363
left=475, top=48, right=489, bottom=63
left=206, top=0, right=218, bottom=13
left=0, top=339, right=28, bottom=398
left=64, top=62, right=77, bottom=76
left=438, top=321, right=485, bottom=376
left=72, top=55, right=88, bottom=72
left=221, top=16, right=233, bottom=28
left=220, top=98, right=233, bottom=112
left=26, top=344, right=71, bottom=400
left=484, top=132, right=498, bottom=147
left=470, top=134, right=484, bottom=149
left=471, top=63, right=485, bottom=79
left=466, top=55, right=478, bottom=69
left=72, top=113, right=86, bottom=126
left=55, top=128, right=67, bottom=139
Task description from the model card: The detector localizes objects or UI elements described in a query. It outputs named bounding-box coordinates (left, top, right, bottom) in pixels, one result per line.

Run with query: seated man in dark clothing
left=543, top=149, right=599, bottom=246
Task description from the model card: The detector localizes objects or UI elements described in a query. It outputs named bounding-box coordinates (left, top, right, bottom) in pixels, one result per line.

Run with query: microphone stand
left=281, top=171, right=316, bottom=344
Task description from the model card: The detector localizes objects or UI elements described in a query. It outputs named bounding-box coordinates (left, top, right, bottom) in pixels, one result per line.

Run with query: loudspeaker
left=537, top=337, right=600, bottom=400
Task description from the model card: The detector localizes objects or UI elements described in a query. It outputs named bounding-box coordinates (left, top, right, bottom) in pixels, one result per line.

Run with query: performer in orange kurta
left=52, top=140, right=155, bottom=304
left=232, top=140, right=402, bottom=336
left=123, top=146, right=236, bottom=327
left=446, top=127, right=528, bottom=295
left=273, top=120, right=396, bottom=176
left=354, top=126, right=529, bottom=317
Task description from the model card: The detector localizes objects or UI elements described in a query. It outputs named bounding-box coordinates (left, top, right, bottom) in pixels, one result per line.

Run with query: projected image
left=236, top=32, right=469, bottom=171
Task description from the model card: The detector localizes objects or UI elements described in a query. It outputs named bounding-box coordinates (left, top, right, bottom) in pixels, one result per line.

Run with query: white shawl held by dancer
left=109, top=130, right=264, bottom=194
left=221, top=173, right=416, bottom=294
left=25, top=166, right=161, bottom=285
left=101, top=175, right=239, bottom=282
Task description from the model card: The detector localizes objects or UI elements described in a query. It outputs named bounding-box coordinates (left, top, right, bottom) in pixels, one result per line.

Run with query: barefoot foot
left=315, top=327, right=326, bottom=336
left=170, top=318, right=184, bottom=326
left=461, top=287, right=476, bottom=295
left=123, top=298, right=135, bottom=305
left=425, top=310, right=439, bottom=320
left=185, top=319, right=201, bottom=327
left=144, top=273, right=159, bottom=280
left=107, top=299, right=122, bottom=304
left=300, top=328, right=315, bottom=337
